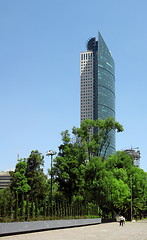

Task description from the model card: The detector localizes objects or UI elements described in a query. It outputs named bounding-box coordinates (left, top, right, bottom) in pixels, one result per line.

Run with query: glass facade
left=97, top=33, right=115, bottom=157
left=97, top=32, right=115, bottom=120
left=80, top=32, right=115, bottom=157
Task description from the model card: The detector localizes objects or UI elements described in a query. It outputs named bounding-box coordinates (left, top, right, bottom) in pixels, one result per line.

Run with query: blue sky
left=0, top=0, right=147, bottom=173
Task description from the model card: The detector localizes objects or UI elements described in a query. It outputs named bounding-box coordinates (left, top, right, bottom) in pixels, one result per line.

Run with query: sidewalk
left=1, top=219, right=147, bottom=240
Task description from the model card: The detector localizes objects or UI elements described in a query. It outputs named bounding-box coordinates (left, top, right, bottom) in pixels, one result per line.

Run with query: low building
left=0, top=171, right=11, bottom=189
left=124, top=149, right=141, bottom=167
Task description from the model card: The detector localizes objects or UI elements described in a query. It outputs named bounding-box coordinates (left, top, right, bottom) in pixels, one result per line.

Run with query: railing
left=0, top=200, right=102, bottom=222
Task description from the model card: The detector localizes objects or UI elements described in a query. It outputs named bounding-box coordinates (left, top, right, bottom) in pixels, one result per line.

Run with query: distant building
left=124, top=149, right=141, bottom=167
left=0, top=171, right=11, bottom=189
left=80, top=32, right=115, bottom=158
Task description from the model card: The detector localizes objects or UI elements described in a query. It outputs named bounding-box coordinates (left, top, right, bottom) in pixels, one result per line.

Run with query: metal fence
left=0, top=200, right=102, bottom=222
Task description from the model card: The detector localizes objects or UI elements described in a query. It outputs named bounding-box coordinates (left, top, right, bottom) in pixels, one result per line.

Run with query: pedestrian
left=119, top=215, right=124, bottom=226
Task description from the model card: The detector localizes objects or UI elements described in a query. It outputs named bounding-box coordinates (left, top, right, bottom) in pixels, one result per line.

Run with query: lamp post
left=130, top=175, right=133, bottom=221
left=130, top=147, right=139, bottom=221
left=46, top=150, right=57, bottom=204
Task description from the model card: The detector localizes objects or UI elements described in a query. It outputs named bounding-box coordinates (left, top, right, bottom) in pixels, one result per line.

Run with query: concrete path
left=1, top=220, right=147, bottom=240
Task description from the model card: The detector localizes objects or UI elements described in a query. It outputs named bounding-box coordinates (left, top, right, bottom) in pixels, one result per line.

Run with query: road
left=1, top=219, right=147, bottom=240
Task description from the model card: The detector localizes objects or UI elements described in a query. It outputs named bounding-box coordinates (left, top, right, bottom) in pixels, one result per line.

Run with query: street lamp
left=46, top=150, right=57, bottom=204
left=130, top=175, right=133, bottom=221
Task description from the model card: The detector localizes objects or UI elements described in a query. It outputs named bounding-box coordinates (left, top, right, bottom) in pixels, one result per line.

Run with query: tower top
left=87, top=37, right=98, bottom=51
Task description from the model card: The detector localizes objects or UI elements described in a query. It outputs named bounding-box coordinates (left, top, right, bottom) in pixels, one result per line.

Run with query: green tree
left=0, top=187, right=13, bottom=220
left=25, top=150, right=47, bottom=203
left=52, top=119, right=123, bottom=206
left=105, top=151, right=147, bottom=218
left=52, top=131, right=86, bottom=203
left=10, top=158, right=31, bottom=219
left=10, top=158, right=30, bottom=195
left=84, top=156, right=104, bottom=203
left=73, top=117, right=123, bottom=159
left=84, top=156, right=130, bottom=216
left=131, top=167, right=147, bottom=217
left=105, top=151, right=134, bottom=172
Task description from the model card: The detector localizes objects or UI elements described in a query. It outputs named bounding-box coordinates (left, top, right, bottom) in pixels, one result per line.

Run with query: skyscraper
left=80, top=32, right=115, bottom=157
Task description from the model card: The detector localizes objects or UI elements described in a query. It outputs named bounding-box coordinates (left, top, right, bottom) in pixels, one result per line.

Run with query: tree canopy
left=1, top=118, right=147, bottom=222
left=73, top=117, right=124, bottom=159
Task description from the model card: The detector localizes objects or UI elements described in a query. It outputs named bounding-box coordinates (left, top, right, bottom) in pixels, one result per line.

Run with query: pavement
left=1, top=219, right=147, bottom=240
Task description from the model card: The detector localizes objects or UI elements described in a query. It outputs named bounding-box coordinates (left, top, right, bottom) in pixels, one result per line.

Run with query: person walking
left=119, top=215, right=124, bottom=226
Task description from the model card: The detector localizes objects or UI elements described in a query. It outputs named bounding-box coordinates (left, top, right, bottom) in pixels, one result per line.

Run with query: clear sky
left=1, top=0, right=147, bottom=173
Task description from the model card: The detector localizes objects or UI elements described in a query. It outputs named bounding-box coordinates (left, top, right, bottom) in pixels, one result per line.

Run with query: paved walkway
left=1, top=220, right=147, bottom=240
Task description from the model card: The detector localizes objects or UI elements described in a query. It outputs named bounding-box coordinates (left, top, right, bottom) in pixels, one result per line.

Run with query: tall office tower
left=80, top=32, right=115, bottom=157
